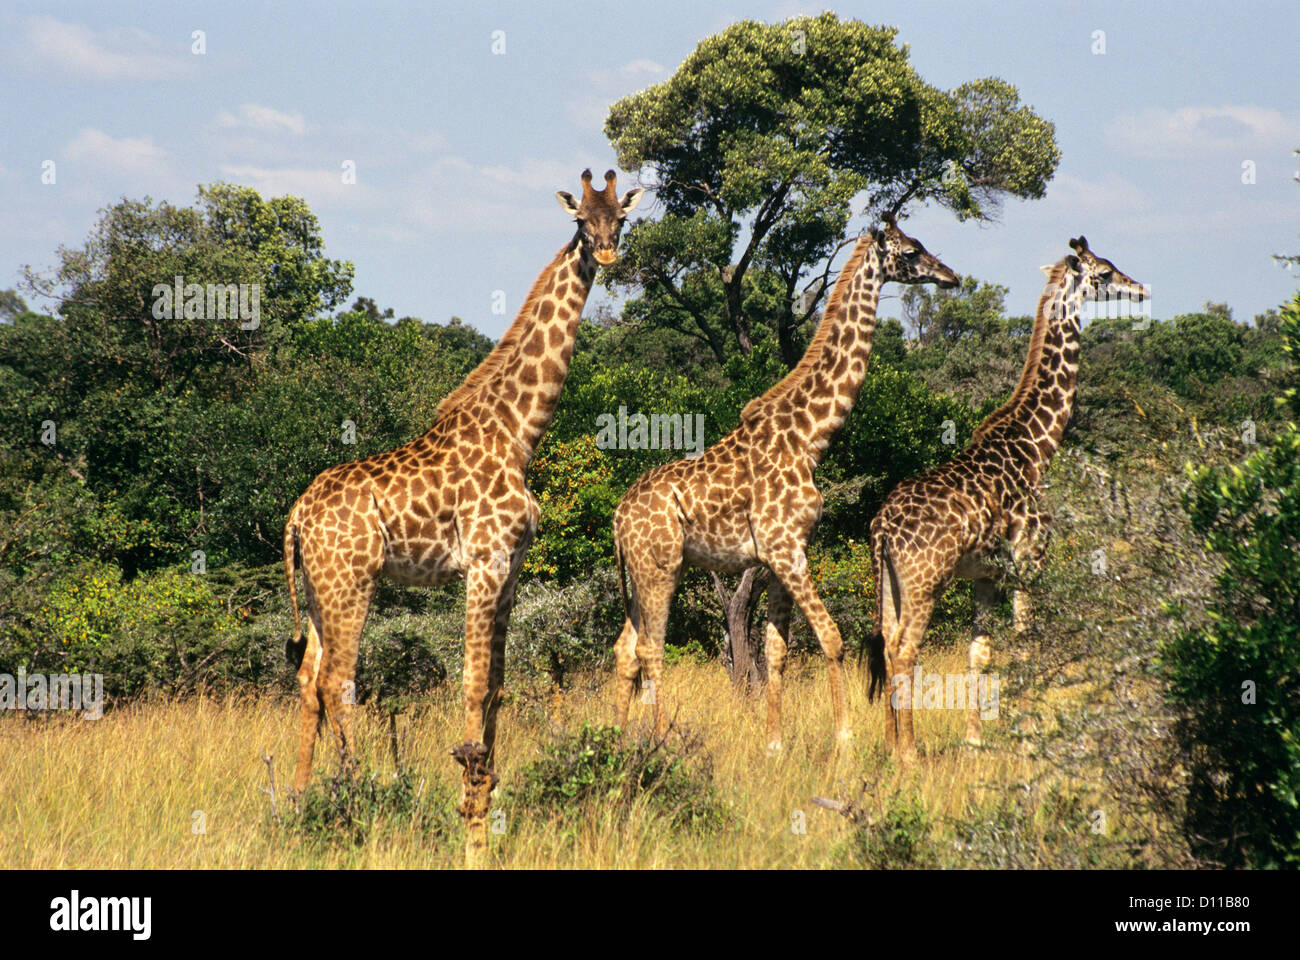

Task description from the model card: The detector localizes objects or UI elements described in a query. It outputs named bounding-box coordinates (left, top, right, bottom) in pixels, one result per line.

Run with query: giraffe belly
left=682, top=520, right=757, bottom=573
left=382, top=540, right=461, bottom=587
left=953, top=551, right=998, bottom=581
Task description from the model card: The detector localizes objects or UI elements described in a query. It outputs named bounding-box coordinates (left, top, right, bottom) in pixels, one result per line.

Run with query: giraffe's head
left=1064, top=236, right=1146, bottom=304
left=874, top=214, right=959, bottom=288
left=555, top=169, right=644, bottom=266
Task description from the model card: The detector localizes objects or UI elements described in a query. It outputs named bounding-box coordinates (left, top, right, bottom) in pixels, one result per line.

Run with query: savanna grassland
left=2, top=422, right=1274, bottom=870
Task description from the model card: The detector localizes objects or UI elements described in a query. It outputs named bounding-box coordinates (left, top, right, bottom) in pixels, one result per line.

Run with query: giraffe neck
left=434, top=235, right=596, bottom=460
left=998, top=264, right=1083, bottom=477
left=758, top=235, right=882, bottom=463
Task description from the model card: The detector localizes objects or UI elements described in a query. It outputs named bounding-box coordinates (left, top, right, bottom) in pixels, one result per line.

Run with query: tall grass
left=0, top=644, right=1160, bottom=869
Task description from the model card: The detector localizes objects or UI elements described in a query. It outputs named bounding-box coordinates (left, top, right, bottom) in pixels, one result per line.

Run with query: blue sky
left=2, top=0, right=1298, bottom=338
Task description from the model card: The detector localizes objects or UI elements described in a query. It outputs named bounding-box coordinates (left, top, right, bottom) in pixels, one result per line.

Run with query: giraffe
left=610, top=216, right=958, bottom=752
left=867, top=236, right=1146, bottom=761
left=282, top=169, right=643, bottom=865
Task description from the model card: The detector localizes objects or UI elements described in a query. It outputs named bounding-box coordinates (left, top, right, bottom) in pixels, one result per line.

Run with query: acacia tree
left=603, top=12, right=1060, bottom=367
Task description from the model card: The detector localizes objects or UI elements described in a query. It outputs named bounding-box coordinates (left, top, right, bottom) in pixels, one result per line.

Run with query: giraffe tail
left=284, top=508, right=305, bottom=670
left=865, top=532, right=893, bottom=703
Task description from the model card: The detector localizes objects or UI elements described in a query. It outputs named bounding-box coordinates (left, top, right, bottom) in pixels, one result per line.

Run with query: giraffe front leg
left=967, top=578, right=997, bottom=747
left=1011, top=502, right=1051, bottom=635
left=481, top=543, right=525, bottom=763
left=769, top=548, right=850, bottom=750
left=454, top=557, right=507, bottom=869
left=762, top=580, right=793, bottom=754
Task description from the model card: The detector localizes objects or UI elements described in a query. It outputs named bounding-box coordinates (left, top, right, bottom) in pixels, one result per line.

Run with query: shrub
left=851, top=795, right=933, bottom=869
left=280, top=766, right=453, bottom=847
left=9, top=562, right=249, bottom=700
left=505, top=722, right=727, bottom=831
left=1166, top=302, right=1300, bottom=865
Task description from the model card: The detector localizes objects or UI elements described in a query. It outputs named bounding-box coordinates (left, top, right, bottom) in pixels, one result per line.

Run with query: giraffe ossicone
left=282, top=169, right=642, bottom=867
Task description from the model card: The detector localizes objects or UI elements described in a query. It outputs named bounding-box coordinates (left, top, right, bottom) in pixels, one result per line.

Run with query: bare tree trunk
left=711, top=567, right=768, bottom=690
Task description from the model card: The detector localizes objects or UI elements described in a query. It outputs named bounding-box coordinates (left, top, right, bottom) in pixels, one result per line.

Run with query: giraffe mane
left=972, top=256, right=1073, bottom=441
left=431, top=241, right=572, bottom=423
left=739, top=234, right=872, bottom=422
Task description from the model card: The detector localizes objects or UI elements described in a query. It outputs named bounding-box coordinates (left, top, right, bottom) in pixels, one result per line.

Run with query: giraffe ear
left=555, top=191, right=581, bottom=218
left=619, top=188, right=645, bottom=217
left=1039, top=264, right=1055, bottom=277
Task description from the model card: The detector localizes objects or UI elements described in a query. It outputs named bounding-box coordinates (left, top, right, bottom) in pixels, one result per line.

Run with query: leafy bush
left=1166, top=299, right=1300, bottom=866
left=525, top=435, right=621, bottom=580
left=5, top=562, right=250, bottom=700
left=505, top=722, right=727, bottom=831
left=508, top=567, right=624, bottom=689
left=852, top=795, right=934, bottom=869
left=281, top=766, right=453, bottom=847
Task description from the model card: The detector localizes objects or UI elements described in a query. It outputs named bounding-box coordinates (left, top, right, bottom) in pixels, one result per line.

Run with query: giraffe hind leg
left=613, top=612, right=640, bottom=730
left=762, top=580, right=793, bottom=753
left=292, top=590, right=324, bottom=794
left=967, top=578, right=997, bottom=747
left=886, top=593, right=935, bottom=765
left=315, top=578, right=375, bottom=781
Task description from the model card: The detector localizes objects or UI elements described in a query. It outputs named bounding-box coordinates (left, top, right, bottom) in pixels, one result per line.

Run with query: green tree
left=603, top=12, right=1059, bottom=366
left=900, top=275, right=1009, bottom=344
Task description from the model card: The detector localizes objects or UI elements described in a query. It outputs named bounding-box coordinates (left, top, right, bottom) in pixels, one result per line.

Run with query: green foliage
left=820, top=365, right=982, bottom=516
left=282, top=767, right=453, bottom=847
left=1167, top=296, right=1300, bottom=866
left=663, top=639, right=710, bottom=666
left=525, top=435, right=620, bottom=580
left=1, top=561, right=254, bottom=700
left=505, top=722, right=727, bottom=832
left=871, top=317, right=908, bottom=368
left=604, top=12, right=1058, bottom=364
left=900, top=275, right=1010, bottom=344
left=507, top=568, right=624, bottom=687
left=852, top=795, right=934, bottom=869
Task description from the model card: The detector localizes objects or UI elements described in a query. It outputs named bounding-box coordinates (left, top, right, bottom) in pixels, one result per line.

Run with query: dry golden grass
left=1, top=649, right=1118, bottom=869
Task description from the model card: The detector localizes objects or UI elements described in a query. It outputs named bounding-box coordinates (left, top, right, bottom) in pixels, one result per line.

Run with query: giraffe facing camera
left=282, top=169, right=641, bottom=867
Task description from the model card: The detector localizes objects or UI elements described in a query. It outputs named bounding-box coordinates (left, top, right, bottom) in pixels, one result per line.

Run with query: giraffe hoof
left=965, top=734, right=983, bottom=748
left=766, top=739, right=783, bottom=755
left=451, top=741, right=494, bottom=787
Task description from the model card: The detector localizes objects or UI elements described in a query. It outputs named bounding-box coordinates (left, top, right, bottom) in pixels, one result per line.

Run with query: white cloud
left=1107, top=105, right=1300, bottom=158
left=65, top=128, right=167, bottom=174
left=216, top=104, right=308, bottom=136
left=25, top=16, right=194, bottom=81
left=217, top=164, right=364, bottom=203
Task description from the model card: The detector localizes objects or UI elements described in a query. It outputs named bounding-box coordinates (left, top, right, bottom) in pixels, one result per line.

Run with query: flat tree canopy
left=603, top=12, right=1060, bottom=366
